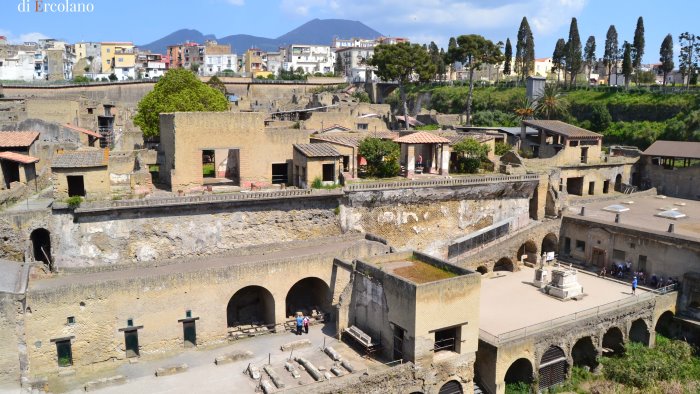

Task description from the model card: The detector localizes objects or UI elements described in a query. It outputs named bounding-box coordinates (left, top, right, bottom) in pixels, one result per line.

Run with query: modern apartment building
left=286, top=44, right=333, bottom=74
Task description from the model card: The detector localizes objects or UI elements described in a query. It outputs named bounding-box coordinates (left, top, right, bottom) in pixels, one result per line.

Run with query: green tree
left=589, top=102, right=612, bottom=131
left=552, top=38, right=566, bottom=84
left=429, top=41, right=446, bottom=81
left=535, top=83, right=568, bottom=120
left=368, top=42, right=436, bottom=129
left=334, top=53, right=344, bottom=77
left=503, top=38, right=513, bottom=77
left=515, top=17, right=535, bottom=81
left=584, top=35, right=596, bottom=83
left=494, top=142, right=512, bottom=156
left=472, top=110, right=518, bottom=127
left=604, top=25, right=619, bottom=84
left=108, top=73, right=118, bottom=81
left=447, top=35, right=504, bottom=126
left=358, top=137, right=400, bottom=178
left=134, top=68, right=229, bottom=138
left=565, top=18, right=583, bottom=87
left=660, top=34, right=675, bottom=86
left=622, top=41, right=633, bottom=89
left=632, top=17, right=645, bottom=82
left=206, top=75, right=227, bottom=95
left=452, top=138, right=489, bottom=173
left=678, top=32, right=697, bottom=89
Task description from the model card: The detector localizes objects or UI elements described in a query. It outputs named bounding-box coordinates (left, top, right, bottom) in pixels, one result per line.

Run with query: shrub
left=66, top=196, right=82, bottom=209
left=311, top=177, right=323, bottom=189
left=472, top=110, right=519, bottom=127
left=414, top=124, right=440, bottom=131
left=352, top=91, right=371, bottom=103
left=72, top=75, right=90, bottom=83
left=495, top=142, right=512, bottom=156
left=588, top=102, right=612, bottom=132
left=108, top=73, right=118, bottom=81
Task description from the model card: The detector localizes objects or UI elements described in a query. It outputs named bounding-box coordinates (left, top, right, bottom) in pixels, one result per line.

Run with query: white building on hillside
left=336, top=47, right=375, bottom=82
left=286, top=45, right=334, bottom=74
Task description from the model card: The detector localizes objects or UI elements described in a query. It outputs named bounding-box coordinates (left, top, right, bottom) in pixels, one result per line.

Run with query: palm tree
left=513, top=96, right=535, bottom=121
left=535, top=83, right=568, bottom=120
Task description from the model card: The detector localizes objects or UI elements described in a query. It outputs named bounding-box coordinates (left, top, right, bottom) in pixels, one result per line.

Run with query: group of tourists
left=294, top=314, right=310, bottom=335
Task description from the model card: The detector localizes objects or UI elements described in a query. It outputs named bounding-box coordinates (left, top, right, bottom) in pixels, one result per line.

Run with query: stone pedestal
left=533, top=268, right=549, bottom=288
left=545, top=266, right=583, bottom=300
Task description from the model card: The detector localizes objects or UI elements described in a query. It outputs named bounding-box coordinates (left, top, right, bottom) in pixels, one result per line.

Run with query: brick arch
left=601, top=325, right=625, bottom=356
left=285, top=276, right=332, bottom=318
left=517, top=240, right=538, bottom=265
left=226, top=285, right=276, bottom=327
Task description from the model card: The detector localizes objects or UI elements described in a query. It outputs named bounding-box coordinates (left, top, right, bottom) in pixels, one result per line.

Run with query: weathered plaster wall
left=51, top=195, right=342, bottom=267
left=340, top=182, right=538, bottom=257
left=0, top=293, right=24, bottom=388
left=0, top=210, right=52, bottom=262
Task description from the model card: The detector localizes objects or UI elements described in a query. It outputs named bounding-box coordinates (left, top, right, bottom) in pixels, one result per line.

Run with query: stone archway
left=655, top=311, right=676, bottom=338
left=476, top=266, right=488, bottom=275
left=602, top=326, right=625, bottom=356
left=541, top=233, right=558, bottom=255
left=493, top=258, right=514, bottom=272
left=517, top=241, right=538, bottom=265
left=539, top=346, right=567, bottom=390
left=437, top=380, right=463, bottom=394
left=285, top=277, right=331, bottom=319
left=30, top=228, right=52, bottom=268
left=629, top=318, right=650, bottom=345
left=572, top=336, right=598, bottom=370
left=504, top=358, right=534, bottom=388
left=226, top=286, right=275, bottom=327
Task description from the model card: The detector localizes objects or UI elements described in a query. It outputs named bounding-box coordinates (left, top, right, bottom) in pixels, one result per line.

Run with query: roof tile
left=0, top=131, right=40, bottom=148
left=523, top=120, right=602, bottom=139
left=51, top=150, right=108, bottom=168
left=393, top=131, right=451, bottom=144
left=294, top=143, right=341, bottom=158
left=0, top=151, right=39, bottom=164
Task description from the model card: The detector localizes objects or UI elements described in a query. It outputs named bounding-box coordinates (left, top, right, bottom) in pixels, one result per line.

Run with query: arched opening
left=494, top=258, right=514, bottom=272
left=629, top=319, right=650, bottom=345
left=30, top=228, right=51, bottom=269
left=285, top=277, right=331, bottom=318
left=517, top=241, right=538, bottom=265
left=504, top=358, right=534, bottom=389
left=437, top=380, right=463, bottom=394
left=541, top=233, right=558, bottom=255
left=539, top=346, right=567, bottom=390
left=226, top=286, right=275, bottom=327
left=614, top=174, right=622, bottom=192
left=655, top=311, right=676, bottom=338
left=571, top=336, right=598, bottom=370
left=476, top=266, right=488, bottom=275
left=602, top=326, right=625, bottom=357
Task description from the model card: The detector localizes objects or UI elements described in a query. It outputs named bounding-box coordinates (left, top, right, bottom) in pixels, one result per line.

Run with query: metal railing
left=480, top=284, right=677, bottom=346
left=344, top=174, right=540, bottom=191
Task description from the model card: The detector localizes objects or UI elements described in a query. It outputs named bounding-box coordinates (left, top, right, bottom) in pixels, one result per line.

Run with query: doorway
left=124, top=330, right=140, bottom=358
left=67, top=175, right=85, bottom=197
left=592, top=247, right=606, bottom=268
left=1, top=160, right=20, bottom=188
left=30, top=228, right=52, bottom=268
left=183, top=321, right=196, bottom=348
left=392, top=325, right=404, bottom=361
left=271, top=163, right=288, bottom=184
left=322, top=163, right=335, bottom=182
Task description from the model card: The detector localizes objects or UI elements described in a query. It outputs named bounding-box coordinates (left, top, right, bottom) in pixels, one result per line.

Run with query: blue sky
left=1, top=0, right=696, bottom=63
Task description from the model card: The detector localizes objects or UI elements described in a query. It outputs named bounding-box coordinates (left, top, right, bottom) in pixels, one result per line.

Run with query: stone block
left=324, top=346, right=341, bottom=361
left=280, top=339, right=312, bottom=351
left=263, top=365, right=285, bottom=389
left=84, top=375, right=127, bottom=391
left=155, top=363, right=188, bottom=377
left=246, top=364, right=261, bottom=380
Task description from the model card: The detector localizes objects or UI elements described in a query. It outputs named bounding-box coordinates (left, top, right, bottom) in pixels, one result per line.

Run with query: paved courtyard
left=37, top=324, right=385, bottom=393
left=479, top=265, right=649, bottom=337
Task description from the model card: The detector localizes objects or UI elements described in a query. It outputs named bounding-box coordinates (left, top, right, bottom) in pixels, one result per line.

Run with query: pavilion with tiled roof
left=0, top=131, right=41, bottom=190
left=393, top=132, right=452, bottom=176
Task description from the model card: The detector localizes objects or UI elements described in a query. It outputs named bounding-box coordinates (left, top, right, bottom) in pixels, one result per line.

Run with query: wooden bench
left=343, top=325, right=381, bottom=358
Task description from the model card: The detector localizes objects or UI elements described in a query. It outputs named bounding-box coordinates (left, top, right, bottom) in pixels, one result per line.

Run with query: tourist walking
left=303, top=315, right=310, bottom=334
left=632, top=276, right=638, bottom=295
left=295, top=314, right=303, bottom=335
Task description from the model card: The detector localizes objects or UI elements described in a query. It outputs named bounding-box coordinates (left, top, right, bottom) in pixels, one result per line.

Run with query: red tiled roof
left=393, top=131, right=451, bottom=144
left=0, top=151, right=39, bottom=164
left=63, top=124, right=102, bottom=139
left=0, top=131, right=40, bottom=148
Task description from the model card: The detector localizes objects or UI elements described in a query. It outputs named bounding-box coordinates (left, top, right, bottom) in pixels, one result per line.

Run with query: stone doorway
left=227, top=286, right=275, bottom=327
left=30, top=228, right=51, bottom=269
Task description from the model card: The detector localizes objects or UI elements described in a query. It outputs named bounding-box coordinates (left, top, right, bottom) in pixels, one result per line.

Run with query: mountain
left=139, top=19, right=383, bottom=54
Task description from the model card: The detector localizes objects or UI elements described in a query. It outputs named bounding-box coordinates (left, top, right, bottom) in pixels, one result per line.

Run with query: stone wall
left=641, top=161, right=700, bottom=200
left=0, top=210, right=52, bottom=262
left=51, top=194, right=343, bottom=267
left=0, top=292, right=25, bottom=388
left=23, top=236, right=389, bottom=379
left=340, top=181, right=538, bottom=257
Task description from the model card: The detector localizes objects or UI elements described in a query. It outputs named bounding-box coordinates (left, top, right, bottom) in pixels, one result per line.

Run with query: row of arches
left=503, top=315, right=665, bottom=390
left=475, top=232, right=559, bottom=275
left=225, top=277, right=331, bottom=327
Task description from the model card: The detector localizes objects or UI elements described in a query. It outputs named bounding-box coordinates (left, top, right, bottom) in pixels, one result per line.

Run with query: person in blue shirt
left=295, top=314, right=304, bottom=335
left=632, top=276, right=638, bottom=295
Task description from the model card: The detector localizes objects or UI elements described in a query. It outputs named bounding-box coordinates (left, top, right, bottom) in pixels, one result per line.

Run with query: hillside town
left=1, top=4, right=700, bottom=394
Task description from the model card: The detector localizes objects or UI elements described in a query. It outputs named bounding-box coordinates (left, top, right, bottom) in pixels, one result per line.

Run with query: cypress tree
left=632, top=17, right=645, bottom=71
left=552, top=38, right=566, bottom=84
left=503, top=38, right=513, bottom=76
left=622, top=41, right=633, bottom=89
left=604, top=25, right=619, bottom=84
left=659, top=34, right=674, bottom=86
left=565, top=17, right=583, bottom=87
left=584, top=36, right=596, bottom=83
left=516, top=17, right=535, bottom=81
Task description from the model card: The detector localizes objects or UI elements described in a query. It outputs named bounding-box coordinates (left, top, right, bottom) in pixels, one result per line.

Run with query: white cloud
left=226, top=0, right=245, bottom=5
left=280, top=0, right=588, bottom=46
left=0, top=29, right=49, bottom=44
